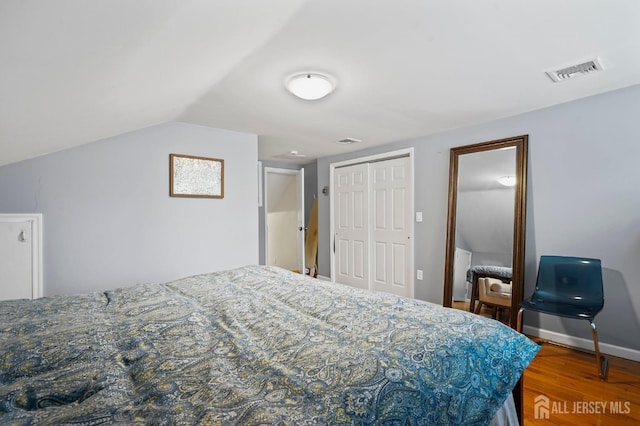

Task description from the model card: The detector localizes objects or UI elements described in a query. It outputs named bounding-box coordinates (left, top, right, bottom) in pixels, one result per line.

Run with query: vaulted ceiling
left=2, top=0, right=640, bottom=167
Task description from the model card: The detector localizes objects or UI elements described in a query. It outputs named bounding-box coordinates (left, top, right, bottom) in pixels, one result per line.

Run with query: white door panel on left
left=0, top=214, right=43, bottom=301
left=334, top=163, right=369, bottom=289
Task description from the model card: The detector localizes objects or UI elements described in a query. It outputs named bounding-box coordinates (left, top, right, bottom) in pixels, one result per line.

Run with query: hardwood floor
left=523, top=340, right=640, bottom=425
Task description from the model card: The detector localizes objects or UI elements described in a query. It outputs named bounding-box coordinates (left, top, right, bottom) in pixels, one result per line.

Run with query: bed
left=1, top=265, right=539, bottom=425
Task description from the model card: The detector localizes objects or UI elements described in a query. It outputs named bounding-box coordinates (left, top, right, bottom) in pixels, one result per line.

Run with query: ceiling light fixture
left=286, top=72, right=335, bottom=100
left=497, top=176, right=516, bottom=187
left=286, top=150, right=307, bottom=158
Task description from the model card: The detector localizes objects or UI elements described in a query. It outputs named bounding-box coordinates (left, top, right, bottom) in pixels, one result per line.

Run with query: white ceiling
left=2, top=0, right=640, bottom=167
left=457, top=147, right=516, bottom=192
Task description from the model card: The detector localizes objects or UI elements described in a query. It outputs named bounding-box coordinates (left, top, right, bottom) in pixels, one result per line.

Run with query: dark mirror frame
left=443, top=135, right=528, bottom=329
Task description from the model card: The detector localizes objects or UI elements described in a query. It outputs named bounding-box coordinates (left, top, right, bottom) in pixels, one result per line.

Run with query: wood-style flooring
left=523, top=340, right=640, bottom=425
left=451, top=302, right=640, bottom=425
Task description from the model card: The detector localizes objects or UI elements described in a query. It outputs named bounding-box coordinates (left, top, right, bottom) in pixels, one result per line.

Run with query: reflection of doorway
left=264, top=168, right=305, bottom=272
left=453, top=248, right=471, bottom=302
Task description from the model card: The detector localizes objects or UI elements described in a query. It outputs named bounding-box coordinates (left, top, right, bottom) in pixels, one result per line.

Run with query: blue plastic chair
left=517, top=255, right=608, bottom=379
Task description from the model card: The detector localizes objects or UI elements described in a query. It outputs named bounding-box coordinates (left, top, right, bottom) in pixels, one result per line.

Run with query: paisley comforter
left=0, top=265, right=539, bottom=425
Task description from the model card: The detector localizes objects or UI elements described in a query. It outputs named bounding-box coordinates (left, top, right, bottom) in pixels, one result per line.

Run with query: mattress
left=0, top=265, right=539, bottom=424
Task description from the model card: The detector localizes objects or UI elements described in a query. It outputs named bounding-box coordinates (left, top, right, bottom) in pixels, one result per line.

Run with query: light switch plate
left=415, top=212, right=423, bottom=222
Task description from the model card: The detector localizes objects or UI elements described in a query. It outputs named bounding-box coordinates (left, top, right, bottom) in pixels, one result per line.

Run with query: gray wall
left=0, top=122, right=259, bottom=295
left=317, top=84, right=640, bottom=354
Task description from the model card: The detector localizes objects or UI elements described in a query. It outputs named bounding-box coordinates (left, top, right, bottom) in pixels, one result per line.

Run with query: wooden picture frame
left=170, top=154, right=224, bottom=198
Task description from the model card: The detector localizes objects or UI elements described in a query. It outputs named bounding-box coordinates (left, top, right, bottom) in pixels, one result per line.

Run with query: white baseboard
left=523, top=325, right=640, bottom=362
left=317, top=275, right=331, bottom=282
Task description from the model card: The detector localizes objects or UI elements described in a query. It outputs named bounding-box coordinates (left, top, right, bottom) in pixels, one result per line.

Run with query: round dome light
left=286, top=73, right=335, bottom=100
left=497, top=175, right=517, bottom=187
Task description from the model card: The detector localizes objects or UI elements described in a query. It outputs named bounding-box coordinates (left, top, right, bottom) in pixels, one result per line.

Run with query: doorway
left=263, top=167, right=305, bottom=273
left=330, top=149, right=414, bottom=298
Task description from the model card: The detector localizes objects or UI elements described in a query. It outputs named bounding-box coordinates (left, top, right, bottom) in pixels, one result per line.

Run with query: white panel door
left=370, top=157, right=413, bottom=297
left=0, top=214, right=42, bottom=301
left=334, top=163, right=369, bottom=289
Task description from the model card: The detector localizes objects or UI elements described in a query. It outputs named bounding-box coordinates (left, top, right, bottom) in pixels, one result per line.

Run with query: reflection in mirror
left=455, top=148, right=515, bottom=321
left=443, top=136, right=528, bottom=329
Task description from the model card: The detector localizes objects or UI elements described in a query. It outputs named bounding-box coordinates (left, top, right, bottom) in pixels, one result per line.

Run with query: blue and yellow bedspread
left=0, top=265, right=539, bottom=425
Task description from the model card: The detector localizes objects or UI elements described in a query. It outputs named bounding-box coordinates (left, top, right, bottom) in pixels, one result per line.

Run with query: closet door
left=334, top=163, right=369, bottom=289
left=370, top=156, right=413, bottom=297
left=333, top=155, right=414, bottom=298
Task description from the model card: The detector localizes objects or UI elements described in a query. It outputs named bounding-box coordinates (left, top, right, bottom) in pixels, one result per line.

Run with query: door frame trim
left=329, top=148, right=415, bottom=297
left=0, top=213, right=43, bottom=299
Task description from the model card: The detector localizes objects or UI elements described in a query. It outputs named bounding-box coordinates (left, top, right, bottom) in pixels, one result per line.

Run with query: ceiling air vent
left=336, top=138, right=362, bottom=145
left=286, top=150, right=307, bottom=158
left=546, top=57, right=604, bottom=83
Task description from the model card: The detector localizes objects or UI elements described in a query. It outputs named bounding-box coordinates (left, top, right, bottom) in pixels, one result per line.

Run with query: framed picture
left=170, top=154, right=224, bottom=198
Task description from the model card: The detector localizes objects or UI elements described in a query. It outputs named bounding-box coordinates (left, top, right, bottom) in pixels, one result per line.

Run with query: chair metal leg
left=516, top=307, right=525, bottom=333
left=589, top=320, right=608, bottom=381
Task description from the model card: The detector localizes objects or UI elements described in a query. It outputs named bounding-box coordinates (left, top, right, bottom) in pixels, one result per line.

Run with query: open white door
left=264, top=168, right=305, bottom=273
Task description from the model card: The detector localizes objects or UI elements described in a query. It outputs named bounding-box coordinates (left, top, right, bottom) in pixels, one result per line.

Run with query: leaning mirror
left=443, top=135, right=528, bottom=329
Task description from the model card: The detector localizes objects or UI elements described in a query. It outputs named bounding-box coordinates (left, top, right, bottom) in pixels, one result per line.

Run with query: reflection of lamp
left=497, top=175, right=516, bottom=187
left=286, top=73, right=335, bottom=100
